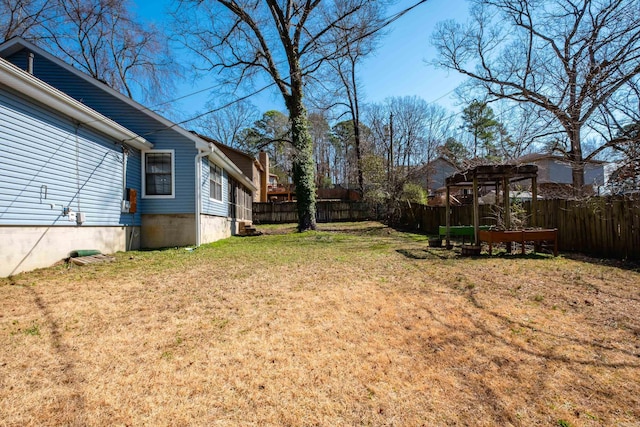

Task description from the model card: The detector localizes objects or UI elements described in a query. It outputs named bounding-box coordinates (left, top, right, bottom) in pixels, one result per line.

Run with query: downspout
left=195, top=144, right=215, bottom=247
left=121, top=145, right=128, bottom=206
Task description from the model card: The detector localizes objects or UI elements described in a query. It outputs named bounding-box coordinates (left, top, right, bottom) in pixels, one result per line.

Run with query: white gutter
left=195, top=143, right=215, bottom=247
left=0, top=58, right=151, bottom=151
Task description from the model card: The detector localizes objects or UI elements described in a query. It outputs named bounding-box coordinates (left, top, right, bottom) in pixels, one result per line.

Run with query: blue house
left=514, top=153, right=607, bottom=197
left=0, top=38, right=256, bottom=277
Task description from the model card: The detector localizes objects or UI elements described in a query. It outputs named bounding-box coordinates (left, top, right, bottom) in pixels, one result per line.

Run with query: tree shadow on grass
left=562, top=252, right=640, bottom=273
left=396, top=247, right=556, bottom=261
left=396, top=248, right=458, bottom=260
left=321, top=225, right=392, bottom=237
left=417, top=285, right=640, bottom=425
left=25, top=286, right=86, bottom=424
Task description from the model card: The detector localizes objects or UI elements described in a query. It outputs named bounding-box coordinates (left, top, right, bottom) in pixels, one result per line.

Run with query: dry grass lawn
left=1, top=221, right=639, bottom=426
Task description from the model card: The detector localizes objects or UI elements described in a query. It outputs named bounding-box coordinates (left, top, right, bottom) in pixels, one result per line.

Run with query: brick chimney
left=258, top=151, right=269, bottom=203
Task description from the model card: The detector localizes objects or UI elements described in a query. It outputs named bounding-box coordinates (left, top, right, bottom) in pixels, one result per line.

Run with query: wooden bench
left=478, top=229, right=558, bottom=256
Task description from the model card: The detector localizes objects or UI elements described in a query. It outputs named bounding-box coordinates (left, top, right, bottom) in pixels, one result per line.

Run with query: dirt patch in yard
left=0, top=221, right=638, bottom=426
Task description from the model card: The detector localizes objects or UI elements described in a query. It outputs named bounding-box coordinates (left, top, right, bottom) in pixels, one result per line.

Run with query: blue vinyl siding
left=549, top=160, right=573, bottom=184
left=122, top=147, right=142, bottom=225
left=0, top=86, right=140, bottom=226
left=201, top=158, right=228, bottom=217
left=5, top=49, right=197, bottom=215
left=140, top=146, right=196, bottom=214
left=585, top=164, right=605, bottom=186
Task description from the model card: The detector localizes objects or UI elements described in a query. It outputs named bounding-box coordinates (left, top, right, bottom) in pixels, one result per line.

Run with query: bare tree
left=591, top=79, right=640, bottom=156
left=193, top=99, right=259, bottom=148
left=48, top=0, right=176, bottom=104
left=492, top=101, right=560, bottom=160
left=432, top=0, right=640, bottom=192
left=365, top=96, right=457, bottom=195
left=174, top=0, right=391, bottom=231
left=1, top=0, right=52, bottom=40
left=422, top=103, right=456, bottom=163
left=308, top=111, right=333, bottom=188
left=321, top=2, right=389, bottom=195
left=591, top=79, right=640, bottom=193
left=1, top=0, right=177, bottom=106
left=387, top=96, right=431, bottom=171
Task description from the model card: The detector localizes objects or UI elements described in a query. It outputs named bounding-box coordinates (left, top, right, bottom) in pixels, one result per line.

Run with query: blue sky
left=134, top=0, right=470, bottom=120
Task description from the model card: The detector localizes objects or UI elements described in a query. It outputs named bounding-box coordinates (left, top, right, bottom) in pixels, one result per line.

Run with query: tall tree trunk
left=352, top=120, right=364, bottom=194
left=350, top=66, right=364, bottom=195
left=287, top=93, right=317, bottom=231
left=569, top=126, right=585, bottom=192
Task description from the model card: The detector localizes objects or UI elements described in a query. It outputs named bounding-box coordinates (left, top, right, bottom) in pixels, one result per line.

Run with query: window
left=210, top=163, right=223, bottom=201
left=143, top=151, right=174, bottom=198
left=228, top=177, right=253, bottom=220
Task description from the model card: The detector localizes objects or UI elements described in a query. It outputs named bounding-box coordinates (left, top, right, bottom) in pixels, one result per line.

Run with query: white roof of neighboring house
left=514, top=152, right=607, bottom=165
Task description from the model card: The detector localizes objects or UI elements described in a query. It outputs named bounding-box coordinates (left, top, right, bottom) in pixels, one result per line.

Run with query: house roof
left=0, top=37, right=256, bottom=192
left=0, top=57, right=151, bottom=151
left=411, top=156, right=459, bottom=173
left=191, top=133, right=265, bottom=173
left=513, top=152, right=607, bottom=165
left=446, top=164, right=539, bottom=187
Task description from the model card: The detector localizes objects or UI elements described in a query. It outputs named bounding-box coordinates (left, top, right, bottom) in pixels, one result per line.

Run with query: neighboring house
left=268, top=173, right=279, bottom=189
left=267, top=174, right=296, bottom=202
left=604, top=160, right=640, bottom=196
left=193, top=133, right=270, bottom=203
left=409, top=157, right=460, bottom=196
left=407, top=157, right=461, bottom=205
left=513, top=153, right=607, bottom=196
left=0, top=38, right=256, bottom=277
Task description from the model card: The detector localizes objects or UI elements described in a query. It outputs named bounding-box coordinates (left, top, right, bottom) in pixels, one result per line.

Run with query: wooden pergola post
left=531, top=176, right=538, bottom=227
left=502, top=177, right=511, bottom=230
left=445, top=185, right=451, bottom=248
left=443, top=164, right=539, bottom=252
left=503, top=177, right=511, bottom=252
left=473, top=175, right=479, bottom=246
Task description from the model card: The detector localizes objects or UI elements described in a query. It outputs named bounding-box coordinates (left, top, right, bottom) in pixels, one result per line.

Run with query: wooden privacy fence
left=253, top=201, right=380, bottom=224
left=534, top=198, right=640, bottom=260
left=399, top=197, right=640, bottom=260
left=252, top=198, right=640, bottom=260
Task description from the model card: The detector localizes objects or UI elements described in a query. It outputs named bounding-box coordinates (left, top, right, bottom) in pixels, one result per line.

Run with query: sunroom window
left=210, top=163, right=222, bottom=201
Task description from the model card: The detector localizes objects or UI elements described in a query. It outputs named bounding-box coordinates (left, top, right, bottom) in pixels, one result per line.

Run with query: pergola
left=444, top=164, right=539, bottom=248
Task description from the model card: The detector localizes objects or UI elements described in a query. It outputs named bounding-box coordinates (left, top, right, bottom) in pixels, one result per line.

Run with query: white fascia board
left=195, top=139, right=257, bottom=192
left=0, top=59, right=152, bottom=151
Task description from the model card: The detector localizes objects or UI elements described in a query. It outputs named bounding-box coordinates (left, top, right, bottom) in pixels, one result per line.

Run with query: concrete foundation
left=0, top=226, right=139, bottom=277
left=141, top=214, right=196, bottom=249
left=141, top=214, right=232, bottom=249
left=200, top=214, right=232, bottom=243
left=2, top=214, right=235, bottom=276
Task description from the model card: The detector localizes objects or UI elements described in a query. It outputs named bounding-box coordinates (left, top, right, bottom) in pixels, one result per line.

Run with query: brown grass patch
left=1, top=222, right=639, bottom=426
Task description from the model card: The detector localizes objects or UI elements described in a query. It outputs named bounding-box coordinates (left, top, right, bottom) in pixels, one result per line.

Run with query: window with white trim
left=210, top=163, right=223, bottom=201
left=143, top=151, right=174, bottom=198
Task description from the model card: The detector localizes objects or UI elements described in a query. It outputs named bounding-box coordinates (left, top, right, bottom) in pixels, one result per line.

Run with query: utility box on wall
left=122, top=188, right=137, bottom=213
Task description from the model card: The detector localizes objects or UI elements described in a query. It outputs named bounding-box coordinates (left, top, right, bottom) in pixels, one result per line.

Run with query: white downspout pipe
left=195, top=144, right=214, bottom=247
left=121, top=146, right=128, bottom=205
